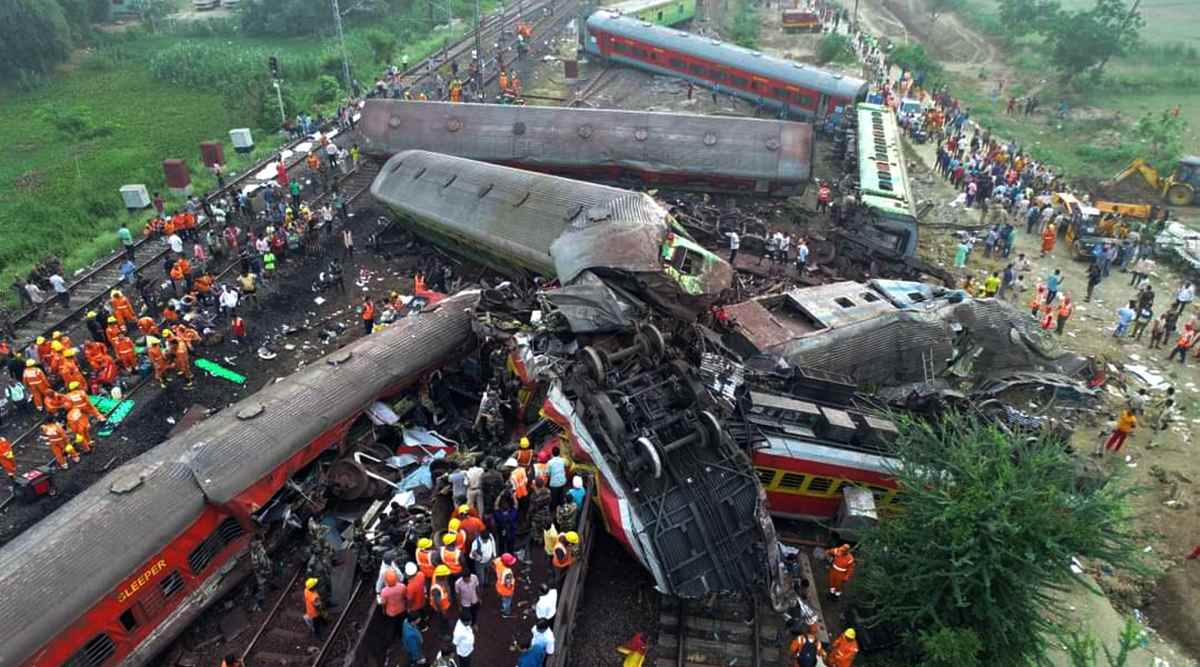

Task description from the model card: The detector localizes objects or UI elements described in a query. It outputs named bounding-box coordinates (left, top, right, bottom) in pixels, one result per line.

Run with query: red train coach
left=0, top=294, right=479, bottom=667
left=584, top=10, right=868, bottom=121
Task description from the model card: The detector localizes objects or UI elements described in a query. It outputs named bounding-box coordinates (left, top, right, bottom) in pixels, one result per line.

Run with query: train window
left=773, top=88, right=789, bottom=99
left=797, top=95, right=814, bottom=107
left=632, top=47, right=647, bottom=58
left=834, top=297, right=855, bottom=309
left=806, top=476, right=839, bottom=495
left=670, top=246, right=701, bottom=275
left=709, top=69, right=727, bottom=81
left=119, top=609, right=139, bottom=632
left=63, top=634, right=116, bottom=667
left=688, top=64, right=705, bottom=75
left=188, top=533, right=223, bottom=575
left=860, top=292, right=881, bottom=303
left=756, top=467, right=778, bottom=487
left=669, top=58, right=684, bottom=68
left=731, top=75, right=748, bottom=87
left=613, top=42, right=629, bottom=52
left=778, top=472, right=806, bottom=490
left=160, top=570, right=185, bottom=598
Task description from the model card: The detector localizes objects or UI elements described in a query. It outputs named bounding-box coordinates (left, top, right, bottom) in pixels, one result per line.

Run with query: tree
left=366, top=29, right=399, bottom=65
left=927, top=0, right=964, bottom=24
left=0, top=0, right=73, bottom=80
left=889, top=43, right=944, bottom=85
left=816, top=34, right=854, bottom=65
left=997, top=0, right=1062, bottom=40
left=1043, top=0, right=1144, bottom=83
left=240, top=0, right=329, bottom=36
left=1132, top=109, right=1189, bottom=171
left=857, top=413, right=1146, bottom=667
left=1061, top=617, right=1144, bottom=667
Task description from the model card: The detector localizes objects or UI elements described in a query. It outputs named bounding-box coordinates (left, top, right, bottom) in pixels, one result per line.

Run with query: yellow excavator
left=1108, top=157, right=1200, bottom=206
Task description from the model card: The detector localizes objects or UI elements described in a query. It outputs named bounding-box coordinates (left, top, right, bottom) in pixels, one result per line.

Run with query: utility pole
left=853, top=0, right=859, bottom=32
left=273, top=81, right=286, bottom=126
left=474, top=0, right=484, bottom=99
left=331, top=0, right=353, bottom=92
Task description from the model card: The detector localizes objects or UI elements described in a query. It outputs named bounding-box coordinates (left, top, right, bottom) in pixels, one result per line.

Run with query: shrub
left=816, top=33, right=854, bottom=65
left=315, top=74, right=341, bottom=103
left=728, top=0, right=759, bottom=49
left=366, top=29, right=398, bottom=64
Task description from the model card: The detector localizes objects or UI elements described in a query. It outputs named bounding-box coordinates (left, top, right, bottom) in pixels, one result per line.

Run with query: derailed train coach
left=370, top=150, right=734, bottom=316
left=0, top=294, right=480, bottom=667
left=358, top=100, right=814, bottom=196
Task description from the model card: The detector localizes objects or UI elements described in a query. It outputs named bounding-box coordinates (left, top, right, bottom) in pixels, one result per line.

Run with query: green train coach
left=605, top=0, right=696, bottom=26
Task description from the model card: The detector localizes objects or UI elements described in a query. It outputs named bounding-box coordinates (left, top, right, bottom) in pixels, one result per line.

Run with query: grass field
left=0, top=15, right=479, bottom=309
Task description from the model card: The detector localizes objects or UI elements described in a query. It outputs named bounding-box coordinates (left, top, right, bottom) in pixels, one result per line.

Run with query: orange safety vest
left=430, top=579, right=451, bottom=612
left=511, top=466, right=529, bottom=499
left=516, top=448, right=533, bottom=468
left=552, top=542, right=574, bottom=570
left=1058, top=302, right=1073, bottom=318
left=416, top=548, right=438, bottom=577
left=440, top=546, right=462, bottom=574
left=494, top=559, right=515, bottom=597
left=827, top=637, right=859, bottom=667
left=137, top=317, right=157, bottom=335
left=22, top=367, right=47, bottom=389
left=1179, top=332, right=1196, bottom=349
left=363, top=302, right=376, bottom=321
left=304, top=589, right=321, bottom=619
left=42, top=422, right=68, bottom=448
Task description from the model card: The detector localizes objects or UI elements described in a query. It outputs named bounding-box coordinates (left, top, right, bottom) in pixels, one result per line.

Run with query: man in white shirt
left=530, top=619, right=555, bottom=655
left=466, top=463, right=485, bottom=517
left=168, top=232, right=184, bottom=255
left=48, top=273, right=69, bottom=308
left=452, top=613, right=475, bottom=667
left=1174, top=282, right=1194, bottom=316
left=725, top=231, right=740, bottom=265
left=535, top=584, right=558, bottom=622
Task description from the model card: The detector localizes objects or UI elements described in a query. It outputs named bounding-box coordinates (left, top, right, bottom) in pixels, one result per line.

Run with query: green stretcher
left=89, top=395, right=135, bottom=438
left=197, top=358, right=246, bottom=385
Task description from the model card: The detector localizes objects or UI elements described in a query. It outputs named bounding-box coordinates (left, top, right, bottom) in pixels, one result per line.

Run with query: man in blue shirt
left=401, top=616, right=425, bottom=665
left=547, top=447, right=568, bottom=509
left=567, top=476, right=586, bottom=516
left=1045, top=269, right=1063, bottom=304
left=1114, top=300, right=1137, bottom=337
left=516, top=642, right=546, bottom=667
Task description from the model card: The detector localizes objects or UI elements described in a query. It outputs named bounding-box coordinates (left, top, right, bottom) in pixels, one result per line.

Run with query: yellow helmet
left=75, top=434, right=85, bottom=444
left=68, top=381, right=80, bottom=391
left=26, top=359, right=36, bottom=367
left=417, top=538, right=433, bottom=549
left=565, top=531, right=580, bottom=545
left=146, top=336, right=161, bottom=346
left=162, top=329, right=173, bottom=337
left=457, top=504, right=471, bottom=516
left=107, top=316, right=117, bottom=324
left=441, top=533, right=456, bottom=546
left=305, top=578, right=319, bottom=590
left=519, top=437, right=530, bottom=449
left=111, top=289, right=123, bottom=298
left=448, top=518, right=461, bottom=531
left=63, top=348, right=76, bottom=357
left=434, top=564, right=451, bottom=577
left=844, top=629, right=856, bottom=640
left=86, top=311, right=97, bottom=319
left=35, top=336, right=45, bottom=345
left=52, top=331, right=62, bottom=339
left=51, top=341, right=63, bottom=352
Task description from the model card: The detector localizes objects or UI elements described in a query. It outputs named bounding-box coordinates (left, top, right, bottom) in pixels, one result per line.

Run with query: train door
left=751, top=76, right=770, bottom=106
left=651, top=47, right=667, bottom=65
left=817, top=94, right=829, bottom=121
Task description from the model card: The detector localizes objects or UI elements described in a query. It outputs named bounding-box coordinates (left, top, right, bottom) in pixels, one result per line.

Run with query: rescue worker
left=85, top=311, right=106, bottom=344
left=167, top=330, right=195, bottom=389
left=440, top=532, right=464, bottom=588
left=83, top=340, right=109, bottom=372
left=113, top=334, right=137, bottom=372
left=416, top=537, right=440, bottom=579
left=34, top=336, right=51, bottom=363
left=22, top=359, right=49, bottom=411
left=405, top=562, right=427, bottom=630
left=58, top=348, right=86, bottom=391
left=379, top=568, right=408, bottom=634
left=516, top=436, right=534, bottom=468
left=105, top=317, right=123, bottom=345
left=41, top=416, right=71, bottom=469
left=250, top=535, right=274, bottom=611
left=494, top=552, right=517, bottom=617
left=0, top=436, right=15, bottom=479
left=827, top=544, right=855, bottom=598
left=43, top=388, right=67, bottom=416
left=137, top=315, right=157, bottom=337
left=303, top=577, right=325, bottom=638
left=66, top=406, right=95, bottom=454
left=790, top=628, right=825, bottom=667
left=1056, top=294, right=1074, bottom=335
left=111, top=290, right=137, bottom=329
left=552, top=531, right=578, bottom=587
left=826, top=629, right=859, bottom=667
left=361, top=296, right=376, bottom=335
left=63, top=381, right=102, bottom=420
left=429, top=564, right=453, bottom=635
left=146, top=336, right=172, bottom=388
left=47, top=340, right=64, bottom=377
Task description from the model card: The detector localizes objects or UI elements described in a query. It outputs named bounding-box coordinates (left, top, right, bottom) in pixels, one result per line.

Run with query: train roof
left=587, top=10, right=868, bottom=100
left=371, top=150, right=678, bottom=283
left=856, top=103, right=916, bottom=219
left=0, top=296, right=479, bottom=665
left=724, top=281, right=897, bottom=353
left=359, top=100, right=813, bottom=184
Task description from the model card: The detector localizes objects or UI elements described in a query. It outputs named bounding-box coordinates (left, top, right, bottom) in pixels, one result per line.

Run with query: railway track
left=657, top=595, right=789, bottom=667
left=242, top=566, right=368, bottom=667
left=572, top=63, right=616, bottom=103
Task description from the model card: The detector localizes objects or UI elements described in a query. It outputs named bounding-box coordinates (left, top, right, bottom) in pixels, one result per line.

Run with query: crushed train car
left=358, top=100, right=814, bottom=196
left=718, top=280, right=1092, bottom=386
left=370, top=150, right=733, bottom=316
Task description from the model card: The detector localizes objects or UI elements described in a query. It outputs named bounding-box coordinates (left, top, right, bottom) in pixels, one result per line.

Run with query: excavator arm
left=1110, top=159, right=1163, bottom=191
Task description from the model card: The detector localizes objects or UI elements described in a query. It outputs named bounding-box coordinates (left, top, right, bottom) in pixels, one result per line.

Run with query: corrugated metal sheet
left=370, top=150, right=676, bottom=282
left=587, top=10, right=868, bottom=100
left=0, top=294, right=480, bottom=665
left=358, top=100, right=813, bottom=188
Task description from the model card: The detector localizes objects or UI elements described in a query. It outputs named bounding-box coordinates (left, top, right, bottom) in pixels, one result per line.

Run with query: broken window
left=670, top=246, right=701, bottom=275
left=834, top=297, right=855, bottom=309
left=860, top=292, right=880, bottom=303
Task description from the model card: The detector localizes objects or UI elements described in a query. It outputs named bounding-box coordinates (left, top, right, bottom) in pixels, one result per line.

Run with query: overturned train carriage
left=0, top=294, right=480, bottom=667
left=370, top=150, right=733, bottom=315
left=359, top=100, right=814, bottom=196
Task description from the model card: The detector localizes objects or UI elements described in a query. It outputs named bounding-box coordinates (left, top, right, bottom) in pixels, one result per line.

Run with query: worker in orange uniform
left=379, top=568, right=408, bottom=633
left=22, top=359, right=50, bottom=411
left=137, top=315, right=157, bottom=337
left=552, top=531, right=578, bottom=587
left=46, top=341, right=64, bottom=376
left=63, top=381, right=102, bottom=420
left=826, top=629, right=859, bottom=667
left=416, top=537, right=440, bottom=579
left=58, top=348, right=87, bottom=392
left=429, top=564, right=453, bottom=636
left=83, top=340, right=109, bottom=371
left=146, top=336, right=172, bottom=388
left=42, top=389, right=66, bottom=416
left=35, top=336, right=51, bottom=363
left=0, top=437, right=16, bottom=479
left=404, top=562, right=427, bottom=629
left=52, top=330, right=73, bottom=352
left=827, top=544, right=855, bottom=598
left=105, top=317, right=123, bottom=345
left=113, top=334, right=137, bottom=372
left=303, top=577, right=325, bottom=638
left=447, top=518, right=467, bottom=551
left=516, top=436, right=534, bottom=469
left=111, top=290, right=137, bottom=329
left=494, top=552, right=517, bottom=617
left=41, top=417, right=72, bottom=469
left=220, top=655, right=245, bottom=667
left=789, top=628, right=825, bottom=667
left=440, top=532, right=464, bottom=589
left=361, top=296, right=376, bottom=336
left=66, top=407, right=95, bottom=454
left=165, top=329, right=194, bottom=389
left=172, top=322, right=202, bottom=348
left=91, top=354, right=119, bottom=394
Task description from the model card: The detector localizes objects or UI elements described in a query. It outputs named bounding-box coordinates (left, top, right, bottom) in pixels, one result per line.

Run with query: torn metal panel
left=538, top=271, right=644, bottom=334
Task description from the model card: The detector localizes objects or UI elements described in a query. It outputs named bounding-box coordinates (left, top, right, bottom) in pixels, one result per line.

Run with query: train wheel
left=697, top=410, right=723, bottom=448
left=581, top=346, right=607, bottom=385
left=1167, top=183, right=1195, bottom=206
left=636, top=436, right=664, bottom=480
left=642, top=323, right=666, bottom=358
left=592, top=393, right=627, bottom=443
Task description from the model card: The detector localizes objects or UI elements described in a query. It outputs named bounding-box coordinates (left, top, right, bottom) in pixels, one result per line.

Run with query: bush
left=728, top=0, right=759, bottom=49
left=37, top=106, right=115, bottom=140
left=816, top=33, right=854, bottom=65
left=315, top=74, right=341, bottom=103
left=919, top=627, right=982, bottom=667
left=366, top=29, right=398, bottom=65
